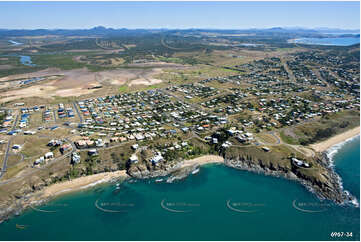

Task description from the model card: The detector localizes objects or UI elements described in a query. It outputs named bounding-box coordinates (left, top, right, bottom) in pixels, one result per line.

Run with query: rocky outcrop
left=127, top=160, right=199, bottom=183
left=224, top=152, right=354, bottom=204
left=0, top=150, right=356, bottom=224
left=166, top=164, right=199, bottom=183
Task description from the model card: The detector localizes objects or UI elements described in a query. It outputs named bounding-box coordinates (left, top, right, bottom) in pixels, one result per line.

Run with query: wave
left=325, top=134, right=360, bottom=165
left=325, top=134, right=360, bottom=207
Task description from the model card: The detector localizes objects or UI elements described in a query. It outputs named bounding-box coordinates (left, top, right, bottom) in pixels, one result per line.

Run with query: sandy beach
left=310, top=126, right=360, bottom=152
left=34, top=155, right=224, bottom=200
left=39, top=170, right=128, bottom=199
left=25, top=129, right=358, bottom=203
left=181, top=155, right=224, bottom=167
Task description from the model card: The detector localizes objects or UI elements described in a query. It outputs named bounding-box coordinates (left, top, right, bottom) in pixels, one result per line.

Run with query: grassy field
left=31, top=54, right=85, bottom=70
left=256, top=133, right=279, bottom=144
left=1, top=160, right=28, bottom=180
left=280, top=110, right=360, bottom=145
left=12, top=136, right=51, bottom=158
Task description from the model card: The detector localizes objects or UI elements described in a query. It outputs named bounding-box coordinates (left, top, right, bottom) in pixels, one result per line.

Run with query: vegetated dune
left=310, top=126, right=360, bottom=152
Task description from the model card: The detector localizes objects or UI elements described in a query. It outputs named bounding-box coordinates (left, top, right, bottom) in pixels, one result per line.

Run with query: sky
left=0, top=1, right=359, bottom=30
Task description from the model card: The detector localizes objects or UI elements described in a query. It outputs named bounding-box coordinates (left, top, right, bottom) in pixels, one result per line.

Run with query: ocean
left=0, top=136, right=359, bottom=241
left=292, top=37, right=360, bottom=46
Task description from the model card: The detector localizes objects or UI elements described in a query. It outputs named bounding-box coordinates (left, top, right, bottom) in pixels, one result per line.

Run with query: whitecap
left=325, top=135, right=360, bottom=166
left=325, top=134, right=360, bottom=207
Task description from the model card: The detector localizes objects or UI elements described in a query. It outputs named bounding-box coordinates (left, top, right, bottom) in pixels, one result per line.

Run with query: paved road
left=0, top=137, right=13, bottom=178
left=281, top=58, right=296, bottom=83
left=0, top=151, right=73, bottom=185
left=73, top=102, right=83, bottom=123
left=0, top=113, right=18, bottom=179
left=65, top=137, right=77, bottom=151
left=268, top=131, right=281, bottom=144
left=160, top=89, right=206, bottom=113
left=0, top=139, right=132, bottom=185
left=10, top=113, right=19, bottom=132
left=53, top=110, right=57, bottom=122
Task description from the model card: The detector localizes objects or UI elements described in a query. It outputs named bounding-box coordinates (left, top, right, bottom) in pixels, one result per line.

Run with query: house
left=262, top=147, right=270, bottom=152
left=7, top=131, right=16, bottom=136
left=227, top=128, right=243, bottom=136
left=60, top=144, right=71, bottom=154
left=135, top=133, right=145, bottom=141
left=110, top=137, right=119, bottom=142
left=44, top=152, right=54, bottom=159
left=181, top=127, right=189, bottom=133
left=75, top=140, right=87, bottom=149
left=150, top=152, right=164, bottom=165
left=119, top=137, right=127, bottom=142
left=131, top=144, right=139, bottom=150
left=291, top=157, right=310, bottom=168
left=24, top=130, right=36, bottom=135
left=129, top=154, right=138, bottom=163
left=48, top=139, right=62, bottom=147
left=236, top=135, right=247, bottom=143
left=181, top=141, right=188, bottom=147
left=197, top=127, right=204, bottom=131
left=221, top=141, right=232, bottom=148
left=95, top=139, right=105, bottom=147
left=75, top=139, right=95, bottom=149
left=34, top=156, right=45, bottom=165
left=88, top=149, right=98, bottom=156
left=71, top=152, right=81, bottom=164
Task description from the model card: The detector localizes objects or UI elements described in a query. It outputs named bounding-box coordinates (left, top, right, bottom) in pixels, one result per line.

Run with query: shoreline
left=0, top=140, right=356, bottom=222
left=33, top=155, right=224, bottom=201
left=37, top=170, right=129, bottom=199
left=310, top=126, right=360, bottom=153
left=180, top=155, right=224, bottom=167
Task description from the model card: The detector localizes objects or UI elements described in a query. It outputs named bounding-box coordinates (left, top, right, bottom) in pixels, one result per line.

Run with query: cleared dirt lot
left=0, top=64, right=187, bottom=103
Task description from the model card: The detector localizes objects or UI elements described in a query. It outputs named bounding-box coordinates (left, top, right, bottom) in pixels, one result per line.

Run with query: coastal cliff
left=127, top=159, right=200, bottom=182
left=0, top=145, right=356, bottom=224
left=223, top=152, right=353, bottom=204
left=127, top=148, right=354, bottom=204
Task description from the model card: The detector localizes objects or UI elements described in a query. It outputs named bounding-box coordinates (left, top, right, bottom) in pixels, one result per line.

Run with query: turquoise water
left=293, top=37, right=360, bottom=46
left=0, top=137, right=359, bottom=241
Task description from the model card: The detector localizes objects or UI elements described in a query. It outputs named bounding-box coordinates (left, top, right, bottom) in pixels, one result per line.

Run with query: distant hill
left=0, top=27, right=154, bottom=37
left=0, top=26, right=358, bottom=38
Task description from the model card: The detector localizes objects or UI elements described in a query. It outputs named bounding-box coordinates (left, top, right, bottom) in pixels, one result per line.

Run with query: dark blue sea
left=0, top=136, right=359, bottom=240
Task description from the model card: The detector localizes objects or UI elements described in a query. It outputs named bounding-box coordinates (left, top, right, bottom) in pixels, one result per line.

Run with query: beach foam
left=325, top=135, right=360, bottom=207
left=326, top=134, right=360, bottom=165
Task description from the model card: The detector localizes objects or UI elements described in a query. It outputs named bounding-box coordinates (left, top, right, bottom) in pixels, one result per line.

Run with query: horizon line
left=0, top=26, right=360, bottom=31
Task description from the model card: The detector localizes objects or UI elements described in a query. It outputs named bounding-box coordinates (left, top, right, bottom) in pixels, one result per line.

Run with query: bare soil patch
left=0, top=64, right=185, bottom=103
